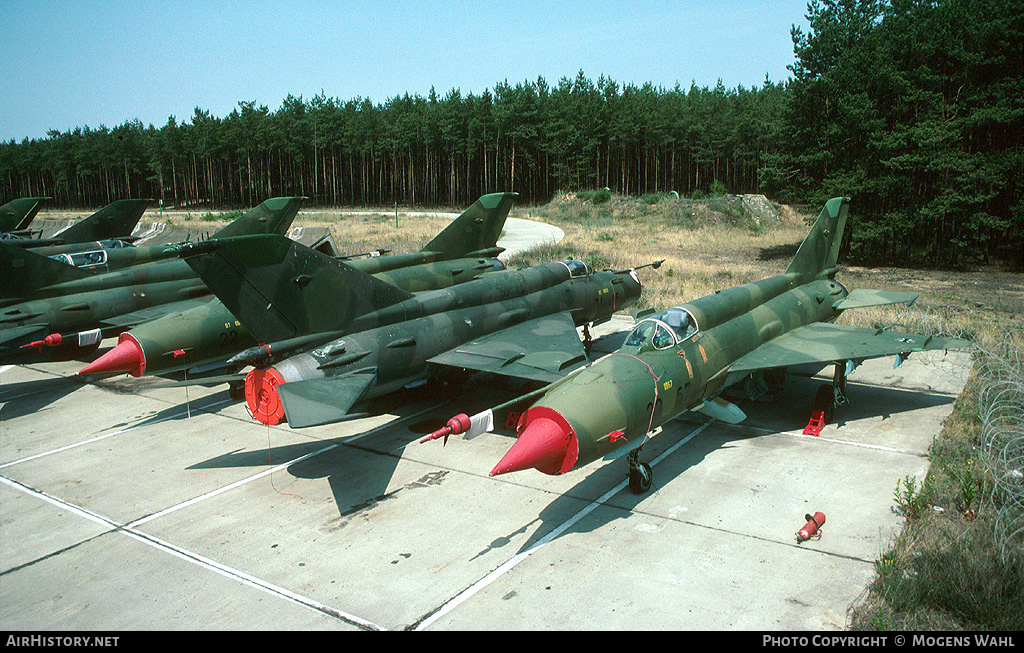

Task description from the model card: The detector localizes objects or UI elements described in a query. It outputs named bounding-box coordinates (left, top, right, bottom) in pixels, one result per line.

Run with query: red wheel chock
left=803, top=410, right=825, bottom=436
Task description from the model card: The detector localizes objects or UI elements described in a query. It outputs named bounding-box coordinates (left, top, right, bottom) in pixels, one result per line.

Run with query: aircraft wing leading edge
left=724, top=321, right=970, bottom=377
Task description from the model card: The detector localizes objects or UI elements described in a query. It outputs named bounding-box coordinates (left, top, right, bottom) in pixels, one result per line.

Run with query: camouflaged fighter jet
left=0, top=197, right=305, bottom=363
left=1, top=198, right=151, bottom=250
left=424, top=197, right=972, bottom=493
left=0, top=197, right=51, bottom=236
left=36, top=197, right=313, bottom=272
left=77, top=192, right=518, bottom=387
left=166, top=231, right=654, bottom=428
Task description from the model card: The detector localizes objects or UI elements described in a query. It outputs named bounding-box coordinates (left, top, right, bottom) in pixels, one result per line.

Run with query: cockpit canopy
left=49, top=249, right=108, bottom=269
left=97, top=239, right=134, bottom=249
left=658, top=306, right=698, bottom=340
left=623, top=306, right=699, bottom=352
left=559, top=259, right=593, bottom=278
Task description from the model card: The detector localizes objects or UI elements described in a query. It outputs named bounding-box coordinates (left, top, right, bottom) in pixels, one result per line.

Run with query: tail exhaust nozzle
left=245, top=367, right=287, bottom=425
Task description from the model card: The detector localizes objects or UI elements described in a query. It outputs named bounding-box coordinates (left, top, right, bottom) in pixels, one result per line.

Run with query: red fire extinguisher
left=796, top=512, right=826, bottom=542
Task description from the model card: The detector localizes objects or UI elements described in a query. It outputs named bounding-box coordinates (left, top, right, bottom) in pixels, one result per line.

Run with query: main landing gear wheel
left=627, top=449, right=653, bottom=494
left=813, top=383, right=835, bottom=424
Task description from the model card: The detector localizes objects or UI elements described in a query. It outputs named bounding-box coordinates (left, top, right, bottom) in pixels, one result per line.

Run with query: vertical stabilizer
left=785, top=197, right=850, bottom=278
left=211, top=196, right=307, bottom=239
left=0, top=197, right=51, bottom=232
left=421, top=192, right=517, bottom=257
left=54, top=199, right=153, bottom=244
left=180, top=234, right=414, bottom=343
left=0, top=240, right=92, bottom=300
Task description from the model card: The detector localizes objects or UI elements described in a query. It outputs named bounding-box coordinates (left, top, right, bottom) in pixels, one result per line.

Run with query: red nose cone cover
left=78, top=333, right=145, bottom=377
left=245, top=368, right=287, bottom=425
left=490, top=406, right=578, bottom=477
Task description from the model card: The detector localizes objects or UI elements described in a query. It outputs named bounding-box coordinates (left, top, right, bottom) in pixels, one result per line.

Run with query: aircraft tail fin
left=0, top=239, right=93, bottom=300
left=54, top=199, right=153, bottom=244
left=0, top=197, right=51, bottom=232
left=211, top=196, right=307, bottom=239
left=785, top=197, right=850, bottom=278
left=181, top=234, right=414, bottom=343
left=421, top=192, right=517, bottom=257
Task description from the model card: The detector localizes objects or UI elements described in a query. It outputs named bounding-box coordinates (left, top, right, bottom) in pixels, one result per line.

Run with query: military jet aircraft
left=0, top=197, right=50, bottom=235
left=2, top=198, right=151, bottom=249
left=168, top=231, right=653, bottom=428
left=0, top=197, right=305, bottom=363
left=36, top=197, right=319, bottom=272
left=424, top=197, right=971, bottom=493
left=77, top=192, right=518, bottom=385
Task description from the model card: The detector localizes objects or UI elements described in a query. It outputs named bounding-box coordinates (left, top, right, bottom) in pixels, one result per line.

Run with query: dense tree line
left=0, top=73, right=785, bottom=213
left=763, top=0, right=1022, bottom=266
left=1, top=0, right=1020, bottom=267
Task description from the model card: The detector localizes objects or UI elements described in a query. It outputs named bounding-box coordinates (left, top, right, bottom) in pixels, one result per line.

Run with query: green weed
left=893, top=475, right=935, bottom=521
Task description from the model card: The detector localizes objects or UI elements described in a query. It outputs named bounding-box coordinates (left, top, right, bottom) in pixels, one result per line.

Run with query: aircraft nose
left=490, top=406, right=579, bottom=477
left=78, top=334, right=145, bottom=377
left=625, top=269, right=643, bottom=300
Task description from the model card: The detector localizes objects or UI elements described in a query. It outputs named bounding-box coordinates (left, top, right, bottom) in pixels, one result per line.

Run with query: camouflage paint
left=0, top=197, right=306, bottom=362
left=77, top=193, right=519, bottom=378
left=175, top=231, right=645, bottom=427
left=463, top=198, right=971, bottom=487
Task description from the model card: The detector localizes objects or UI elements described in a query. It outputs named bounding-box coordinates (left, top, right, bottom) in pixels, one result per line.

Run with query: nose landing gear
left=627, top=448, right=653, bottom=494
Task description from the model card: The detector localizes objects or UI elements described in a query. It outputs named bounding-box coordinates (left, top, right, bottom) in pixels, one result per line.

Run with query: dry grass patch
left=294, top=209, right=457, bottom=256
left=516, top=194, right=811, bottom=311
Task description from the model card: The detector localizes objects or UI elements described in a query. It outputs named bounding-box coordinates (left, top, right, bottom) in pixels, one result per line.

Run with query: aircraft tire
left=629, top=461, right=653, bottom=494
left=814, top=383, right=835, bottom=423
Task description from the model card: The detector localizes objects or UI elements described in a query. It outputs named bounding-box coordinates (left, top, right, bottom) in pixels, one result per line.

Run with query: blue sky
left=1, top=0, right=811, bottom=142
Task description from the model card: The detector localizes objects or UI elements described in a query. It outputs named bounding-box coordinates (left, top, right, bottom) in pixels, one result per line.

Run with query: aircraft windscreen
left=70, top=250, right=107, bottom=267
left=624, top=318, right=677, bottom=351
left=49, top=253, right=74, bottom=265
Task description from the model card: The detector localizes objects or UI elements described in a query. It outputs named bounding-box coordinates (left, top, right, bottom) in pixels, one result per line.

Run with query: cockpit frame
left=623, top=306, right=700, bottom=353
left=559, top=259, right=593, bottom=279
left=49, top=249, right=109, bottom=269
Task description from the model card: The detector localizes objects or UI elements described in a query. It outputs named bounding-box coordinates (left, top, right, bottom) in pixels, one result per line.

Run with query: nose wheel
left=627, top=448, right=653, bottom=494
